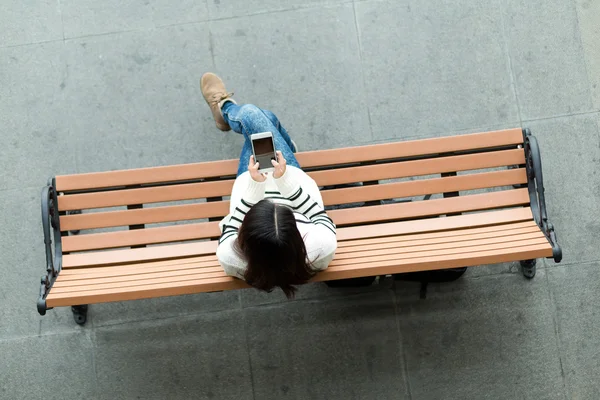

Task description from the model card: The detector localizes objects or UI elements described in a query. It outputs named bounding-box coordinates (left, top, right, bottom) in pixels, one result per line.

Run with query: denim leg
left=261, top=109, right=297, bottom=152
left=221, top=103, right=300, bottom=176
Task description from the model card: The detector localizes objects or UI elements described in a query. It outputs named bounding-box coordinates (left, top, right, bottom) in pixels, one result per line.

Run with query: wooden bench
left=38, top=128, right=562, bottom=324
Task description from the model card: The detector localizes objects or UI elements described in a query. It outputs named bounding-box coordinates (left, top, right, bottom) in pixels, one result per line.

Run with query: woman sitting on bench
left=200, top=73, right=337, bottom=298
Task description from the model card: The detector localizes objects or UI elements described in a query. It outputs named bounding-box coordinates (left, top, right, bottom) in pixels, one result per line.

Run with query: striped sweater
left=216, top=165, right=337, bottom=279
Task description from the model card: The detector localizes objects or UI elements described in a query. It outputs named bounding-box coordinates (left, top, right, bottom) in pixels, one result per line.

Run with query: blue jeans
left=221, top=102, right=300, bottom=176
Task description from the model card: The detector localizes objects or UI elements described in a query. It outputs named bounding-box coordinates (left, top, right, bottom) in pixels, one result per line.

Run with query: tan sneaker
left=200, top=73, right=236, bottom=131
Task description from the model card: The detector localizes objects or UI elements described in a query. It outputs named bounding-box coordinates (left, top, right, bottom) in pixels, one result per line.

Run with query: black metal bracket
left=71, top=305, right=88, bottom=325
left=38, top=178, right=63, bottom=316
left=522, top=129, right=562, bottom=262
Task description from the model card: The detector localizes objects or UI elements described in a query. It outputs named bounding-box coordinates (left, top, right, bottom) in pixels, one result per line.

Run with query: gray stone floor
left=1, top=0, right=599, bottom=399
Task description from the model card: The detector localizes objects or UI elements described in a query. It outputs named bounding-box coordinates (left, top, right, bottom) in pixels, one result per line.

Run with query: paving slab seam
left=57, top=0, right=66, bottom=41
left=54, top=0, right=354, bottom=43
left=90, top=303, right=242, bottom=330
left=572, top=0, right=595, bottom=112
left=241, top=308, right=257, bottom=400
left=391, top=289, right=414, bottom=400
left=239, top=287, right=394, bottom=310
left=352, top=0, right=374, bottom=141
left=369, top=121, right=522, bottom=144
left=543, top=258, right=600, bottom=269
left=206, top=0, right=354, bottom=23
left=522, top=109, right=600, bottom=123
left=500, top=2, right=523, bottom=125
left=0, top=328, right=91, bottom=344
left=0, top=38, right=64, bottom=50
left=543, top=269, right=570, bottom=400
left=62, top=27, right=150, bottom=42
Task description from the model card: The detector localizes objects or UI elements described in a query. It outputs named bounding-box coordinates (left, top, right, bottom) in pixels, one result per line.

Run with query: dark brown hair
left=235, top=199, right=316, bottom=298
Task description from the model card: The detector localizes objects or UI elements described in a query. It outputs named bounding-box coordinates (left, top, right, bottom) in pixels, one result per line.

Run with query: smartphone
left=250, top=132, right=276, bottom=173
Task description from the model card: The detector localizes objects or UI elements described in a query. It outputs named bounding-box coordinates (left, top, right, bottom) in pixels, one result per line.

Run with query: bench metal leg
left=71, top=305, right=88, bottom=325
left=520, top=259, right=537, bottom=279
left=523, top=130, right=562, bottom=262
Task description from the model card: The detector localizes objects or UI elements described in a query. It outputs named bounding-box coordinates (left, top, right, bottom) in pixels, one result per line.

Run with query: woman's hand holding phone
left=249, top=155, right=267, bottom=183
left=271, top=151, right=287, bottom=179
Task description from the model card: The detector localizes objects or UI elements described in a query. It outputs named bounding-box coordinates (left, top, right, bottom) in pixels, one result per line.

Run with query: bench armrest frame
left=38, top=178, right=63, bottom=315
left=523, top=129, right=562, bottom=262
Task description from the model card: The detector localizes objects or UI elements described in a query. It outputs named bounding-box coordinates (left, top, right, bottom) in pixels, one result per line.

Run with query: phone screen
left=253, top=137, right=276, bottom=168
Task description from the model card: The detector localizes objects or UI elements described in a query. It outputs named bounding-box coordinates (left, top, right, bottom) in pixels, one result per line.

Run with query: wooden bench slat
left=62, top=222, right=221, bottom=252
left=56, top=148, right=525, bottom=212
left=60, top=222, right=538, bottom=276
left=58, top=180, right=235, bottom=211
left=56, top=160, right=238, bottom=192
left=59, top=168, right=526, bottom=231
left=55, top=230, right=545, bottom=289
left=62, top=206, right=534, bottom=259
left=62, top=207, right=534, bottom=267
left=63, top=241, right=219, bottom=268
left=47, top=276, right=248, bottom=306
left=58, top=223, right=541, bottom=281
left=331, top=188, right=530, bottom=228
left=309, top=148, right=525, bottom=187
left=55, top=129, right=523, bottom=191
left=334, top=236, right=549, bottom=264
left=336, top=207, right=533, bottom=241
left=321, top=168, right=526, bottom=206
left=295, top=129, right=524, bottom=169
left=51, top=270, right=229, bottom=293
left=337, top=221, right=539, bottom=248
left=60, top=201, right=231, bottom=231
left=61, top=208, right=534, bottom=269
left=60, top=189, right=530, bottom=252
left=46, top=241, right=550, bottom=307
left=53, top=238, right=550, bottom=297
left=60, top=255, right=219, bottom=276
left=57, top=236, right=551, bottom=294
left=59, top=265, right=223, bottom=282
left=319, top=243, right=553, bottom=279
left=334, top=231, right=546, bottom=260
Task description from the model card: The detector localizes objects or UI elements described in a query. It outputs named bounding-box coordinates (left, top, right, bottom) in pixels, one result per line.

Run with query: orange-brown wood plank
left=46, top=241, right=549, bottom=307
left=58, top=222, right=543, bottom=280
left=54, top=231, right=545, bottom=289
left=332, top=237, right=550, bottom=264
left=309, top=149, right=525, bottom=186
left=62, top=241, right=219, bottom=268
left=314, top=243, right=553, bottom=281
left=51, top=270, right=229, bottom=293
left=56, top=160, right=239, bottom=192
left=337, top=221, right=539, bottom=248
left=46, top=276, right=248, bottom=307
left=58, top=265, right=223, bottom=282
left=60, top=201, right=231, bottom=231
left=60, top=222, right=538, bottom=273
left=55, top=129, right=523, bottom=191
left=58, top=148, right=525, bottom=213
left=61, top=189, right=529, bottom=252
left=57, top=180, right=234, bottom=211
left=60, top=255, right=219, bottom=276
left=336, top=207, right=534, bottom=241
left=59, top=168, right=526, bottom=231
left=332, top=188, right=530, bottom=227
left=294, top=129, right=524, bottom=169
left=334, top=231, right=546, bottom=259
left=321, top=168, right=526, bottom=205
left=62, top=207, right=535, bottom=266
left=62, top=222, right=221, bottom=252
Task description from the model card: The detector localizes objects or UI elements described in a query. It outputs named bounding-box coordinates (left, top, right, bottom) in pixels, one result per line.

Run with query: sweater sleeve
left=274, top=169, right=337, bottom=236
left=217, top=178, right=266, bottom=278
left=274, top=169, right=337, bottom=270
